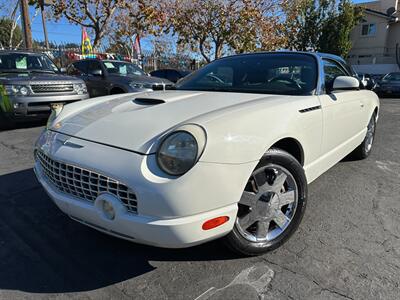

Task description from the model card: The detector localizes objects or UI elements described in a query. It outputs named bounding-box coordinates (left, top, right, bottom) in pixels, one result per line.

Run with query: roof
left=364, top=8, right=398, bottom=20
left=218, top=50, right=347, bottom=63
left=0, top=50, right=46, bottom=55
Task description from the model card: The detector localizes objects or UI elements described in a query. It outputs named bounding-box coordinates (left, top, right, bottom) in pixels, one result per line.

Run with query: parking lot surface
left=0, top=98, right=399, bottom=300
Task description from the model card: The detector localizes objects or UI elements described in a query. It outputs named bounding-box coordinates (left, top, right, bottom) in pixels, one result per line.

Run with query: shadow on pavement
left=0, top=119, right=46, bottom=132
left=0, top=168, right=238, bottom=294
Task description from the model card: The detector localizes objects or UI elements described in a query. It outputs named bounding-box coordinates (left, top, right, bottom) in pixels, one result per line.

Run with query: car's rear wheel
left=352, top=112, right=376, bottom=159
left=224, top=148, right=307, bottom=256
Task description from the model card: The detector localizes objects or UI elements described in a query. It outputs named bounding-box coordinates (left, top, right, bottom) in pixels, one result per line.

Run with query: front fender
left=195, top=96, right=323, bottom=167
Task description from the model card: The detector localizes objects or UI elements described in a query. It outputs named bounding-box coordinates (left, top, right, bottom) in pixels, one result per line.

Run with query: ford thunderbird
left=34, top=52, right=379, bottom=255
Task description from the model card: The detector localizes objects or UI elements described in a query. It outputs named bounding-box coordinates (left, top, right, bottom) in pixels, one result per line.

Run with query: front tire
left=224, top=148, right=307, bottom=256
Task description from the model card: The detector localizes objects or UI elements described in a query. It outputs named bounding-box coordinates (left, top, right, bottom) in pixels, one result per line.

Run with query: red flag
left=133, top=35, right=141, bottom=59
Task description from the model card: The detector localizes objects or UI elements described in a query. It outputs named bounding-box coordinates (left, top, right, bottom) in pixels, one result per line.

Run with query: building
left=348, top=0, right=400, bottom=74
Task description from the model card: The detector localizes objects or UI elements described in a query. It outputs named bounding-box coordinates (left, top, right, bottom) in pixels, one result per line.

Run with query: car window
left=151, top=70, right=165, bottom=78
left=323, top=59, right=348, bottom=91
left=167, top=70, right=180, bottom=82
left=68, top=61, right=87, bottom=75
left=176, top=54, right=318, bottom=95
left=88, top=60, right=102, bottom=73
left=383, top=73, right=400, bottom=82
left=103, top=61, right=146, bottom=76
left=0, top=52, right=58, bottom=73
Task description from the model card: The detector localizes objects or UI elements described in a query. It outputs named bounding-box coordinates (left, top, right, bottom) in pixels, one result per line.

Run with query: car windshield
left=103, top=61, right=147, bottom=76
left=176, top=53, right=318, bottom=95
left=0, top=53, right=58, bottom=73
left=382, top=73, right=400, bottom=82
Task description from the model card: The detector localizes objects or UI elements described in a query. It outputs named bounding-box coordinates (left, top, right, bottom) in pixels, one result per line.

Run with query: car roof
left=218, top=51, right=346, bottom=63
left=0, top=50, right=45, bottom=55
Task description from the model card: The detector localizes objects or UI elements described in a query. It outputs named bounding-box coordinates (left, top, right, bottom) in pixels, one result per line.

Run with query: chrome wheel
left=365, top=116, right=375, bottom=153
left=236, top=164, right=298, bottom=243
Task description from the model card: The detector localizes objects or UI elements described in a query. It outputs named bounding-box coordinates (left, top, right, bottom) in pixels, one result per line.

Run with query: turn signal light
left=202, top=216, right=229, bottom=230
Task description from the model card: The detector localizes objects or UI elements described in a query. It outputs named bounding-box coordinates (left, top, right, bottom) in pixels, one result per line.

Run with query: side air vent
left=133, top=98, right=165, bottom=105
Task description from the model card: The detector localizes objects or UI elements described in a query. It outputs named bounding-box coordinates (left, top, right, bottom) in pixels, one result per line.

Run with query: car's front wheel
left=224, top=148, right=307, bottom=256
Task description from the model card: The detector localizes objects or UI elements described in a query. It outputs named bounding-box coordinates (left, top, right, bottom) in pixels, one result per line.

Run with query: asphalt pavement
left=0, top=98, right=399, bottom=300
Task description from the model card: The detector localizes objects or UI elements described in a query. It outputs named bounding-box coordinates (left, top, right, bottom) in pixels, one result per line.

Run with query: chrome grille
left=36, top=150, right=137, bottom=214
left=31, top=84, right=74, bottom=93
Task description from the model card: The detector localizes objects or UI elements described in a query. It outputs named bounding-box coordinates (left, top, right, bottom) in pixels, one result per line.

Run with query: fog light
left=102, top=201, right=115, bottom=220
left=19, top=86, right=29, bottom=95
left=202, top=216, right=229, bottom=230
left=13, top=103, right=22, bottom=109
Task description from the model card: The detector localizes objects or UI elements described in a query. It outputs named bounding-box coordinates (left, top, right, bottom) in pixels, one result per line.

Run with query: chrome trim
left=35, top=150, right=138, bottom=214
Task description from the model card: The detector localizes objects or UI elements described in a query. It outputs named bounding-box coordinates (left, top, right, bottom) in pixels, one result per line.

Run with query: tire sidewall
left=226, top=149, right=307, bottom=255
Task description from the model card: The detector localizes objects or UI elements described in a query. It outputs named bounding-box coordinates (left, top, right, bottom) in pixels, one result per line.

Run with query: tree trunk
left=199, top=39, right=211, bottom=63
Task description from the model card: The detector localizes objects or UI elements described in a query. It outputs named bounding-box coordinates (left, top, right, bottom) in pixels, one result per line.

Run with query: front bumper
left=4, top=93, right=89, bottom=119
left=34, top=130, right=257, bottom=248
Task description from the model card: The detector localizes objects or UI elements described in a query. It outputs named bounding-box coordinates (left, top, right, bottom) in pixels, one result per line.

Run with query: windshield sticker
left=119, top=65, right=127, bottom=74
left=16, top=57, right=27, bottom=69
left=104, top=62, right=115, bottom=69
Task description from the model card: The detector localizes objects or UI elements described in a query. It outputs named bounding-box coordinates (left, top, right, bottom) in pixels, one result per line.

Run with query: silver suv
left=0, top=51, right=89, bottom=127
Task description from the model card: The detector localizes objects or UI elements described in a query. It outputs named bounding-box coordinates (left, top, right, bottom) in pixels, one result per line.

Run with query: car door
left=86, top=60, right=108, bottom=97
left=318, top=59, right=364, bottom=155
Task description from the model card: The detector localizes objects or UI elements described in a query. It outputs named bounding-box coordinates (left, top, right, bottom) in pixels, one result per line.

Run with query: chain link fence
left=1, top=43, right=198, bottom=72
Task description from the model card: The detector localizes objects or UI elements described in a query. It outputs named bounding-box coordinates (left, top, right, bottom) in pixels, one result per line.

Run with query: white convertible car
left=34, top=52, right=379, bottom=255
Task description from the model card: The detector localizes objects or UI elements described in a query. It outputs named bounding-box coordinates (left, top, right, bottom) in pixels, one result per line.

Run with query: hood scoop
left=133, top=98, right=165, bottom=105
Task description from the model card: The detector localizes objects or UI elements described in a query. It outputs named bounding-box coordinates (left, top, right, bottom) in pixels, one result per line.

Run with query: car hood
left=0, top=72, right=81, bottom=84
left=53, top=90, right=280, bottom=153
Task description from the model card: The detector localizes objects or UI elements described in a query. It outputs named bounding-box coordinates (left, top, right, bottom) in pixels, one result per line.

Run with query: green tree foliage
left=318, top=0, right=363, bottom=57
left=0, top=18, right=23, bottom=49
left=283, top=0, right=362, bottom=57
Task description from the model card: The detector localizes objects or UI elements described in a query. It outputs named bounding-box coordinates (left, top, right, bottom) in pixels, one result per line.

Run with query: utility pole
left=39, top=0, right=49, bottom=49
left=19, top=0, right=32, bottom=50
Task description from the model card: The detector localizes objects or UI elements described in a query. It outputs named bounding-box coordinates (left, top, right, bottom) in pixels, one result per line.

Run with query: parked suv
left=0, top=50, right=88, bottom=126
left=67, top=59, right=172, bottom=97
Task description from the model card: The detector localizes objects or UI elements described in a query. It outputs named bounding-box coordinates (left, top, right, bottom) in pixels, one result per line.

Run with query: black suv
left=0, top=50, right=88, bottom=126
left=67, top=59, right=171, bottom=98
left=150, top=69, right=191, bottom=83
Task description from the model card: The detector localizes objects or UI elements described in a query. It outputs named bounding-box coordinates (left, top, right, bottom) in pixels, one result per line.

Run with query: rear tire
left=351, top=112, right=376, bottom=160
left=223, top=148, right=307, bottom=256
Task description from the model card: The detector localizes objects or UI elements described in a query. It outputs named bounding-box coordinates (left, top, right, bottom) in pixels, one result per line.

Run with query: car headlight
left=157, top=125, right=207, bottom=176
left=73, top=83, right=87, bottom=94
left=3, top=85, right=31, bottom=96
left=46, top=103, right=64, bottom=129
left=129, top=82, right=153, bottom=89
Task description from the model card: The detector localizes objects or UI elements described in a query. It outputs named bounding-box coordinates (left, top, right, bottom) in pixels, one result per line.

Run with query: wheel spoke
left=253, top=169, right=267, bottom=191
left=273, top=211, right=290, bottom=229
left=239, top=191, right=257, bottom=207
left=238, top=211, right=256, bottom=230
left=271, top=172, right=287, bottom=193
left=256, top=220, right=270, bottom=239
left=279, top=190, right=296, bottom=207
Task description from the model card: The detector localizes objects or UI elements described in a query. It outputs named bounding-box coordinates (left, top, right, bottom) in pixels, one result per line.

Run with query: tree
left=51, top=0, right=129, bottom=48
left=111, top=0, right=166, bottom=57
left=0, top=18, right=23, bottom=49
left=282, top=0, right=362, bottom=57
left=169, top=0, right=284, bottom=63
left=318, top=0, right=363, bottom=57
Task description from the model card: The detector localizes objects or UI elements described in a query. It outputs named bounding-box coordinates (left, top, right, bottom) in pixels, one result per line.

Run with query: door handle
left=360, top=101, right=365, bottom=108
